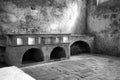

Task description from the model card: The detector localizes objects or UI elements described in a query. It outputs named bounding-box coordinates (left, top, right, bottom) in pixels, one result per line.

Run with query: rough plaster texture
left=87, top=0, right=120, bottom=55
left=0, top=66, right=35, bottom=80
left=0, top=0, right=86, bottom=34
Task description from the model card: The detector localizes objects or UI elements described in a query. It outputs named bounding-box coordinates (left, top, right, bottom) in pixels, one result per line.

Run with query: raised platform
left=0, top=66, right=35, bottom=80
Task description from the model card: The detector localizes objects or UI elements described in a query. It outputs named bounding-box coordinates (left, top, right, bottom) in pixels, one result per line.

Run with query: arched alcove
left=50, top=47, right=66, bottom=60
left=70, top=41, right=91, bottom=56
left=22, top=48, right=44, bottom=64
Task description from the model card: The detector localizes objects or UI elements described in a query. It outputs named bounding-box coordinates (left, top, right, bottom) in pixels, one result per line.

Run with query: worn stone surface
left=22, top=54, right=120, bottom=80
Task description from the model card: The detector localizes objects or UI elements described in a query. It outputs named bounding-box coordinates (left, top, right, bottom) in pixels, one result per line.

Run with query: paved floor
left=22, top=54, right=120, bottom=80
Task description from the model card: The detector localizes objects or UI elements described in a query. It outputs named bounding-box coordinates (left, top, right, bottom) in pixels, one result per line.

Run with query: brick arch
left=22, top=48, right=44, bottom=64
left=70, top=40, right=91, bottom=56
left=50, top=46, right=66, bottom=60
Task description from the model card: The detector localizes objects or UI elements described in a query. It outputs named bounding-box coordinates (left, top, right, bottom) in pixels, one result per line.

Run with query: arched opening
left=50, top=47, right=66, bottom=60
left=70, top=41, right=91, bottom=56
left=22, top=48, right=44, bottom=64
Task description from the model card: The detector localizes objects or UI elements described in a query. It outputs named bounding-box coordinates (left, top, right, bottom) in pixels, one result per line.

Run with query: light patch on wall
left=49, top=1, right=79, bottom=33
left=64, top=2, right=78, bottom=33
left=97, top=0, right=109, bottom=5
left=63, top=36, right=69, bottom=43
left=30, top=9, right=39, bottom=16
left=17, top=38, right=23, bottom=45
left=50, top=22, right=59, bottom=31
left=28, top=37, right=35, bottom=45
left=0, top=0, right=79, bottom=34
left=7, top=13, right=18, bottom=23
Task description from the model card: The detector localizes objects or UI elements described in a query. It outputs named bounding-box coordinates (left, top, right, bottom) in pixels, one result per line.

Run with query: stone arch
left=70, top=40, right=91, bottom=56
left=50, top=47, right=66, bottom=60
left=22, top=48, right=44, bottom=64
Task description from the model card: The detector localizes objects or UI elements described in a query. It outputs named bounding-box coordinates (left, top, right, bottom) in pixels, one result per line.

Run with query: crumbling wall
left=0, top=0, right=86, bottom=34
left=87, top=0, right=120, bottom=56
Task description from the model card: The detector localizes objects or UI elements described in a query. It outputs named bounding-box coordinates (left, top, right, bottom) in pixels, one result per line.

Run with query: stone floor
left=22, top=54, right=120, bottom=80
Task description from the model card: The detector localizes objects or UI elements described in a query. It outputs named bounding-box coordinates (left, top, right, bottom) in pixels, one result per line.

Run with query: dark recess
left=50, top=47, right=66, bottom=60
left=71, top=41, right=91, bottom=56
left=22, top=48, right=44, bottom=64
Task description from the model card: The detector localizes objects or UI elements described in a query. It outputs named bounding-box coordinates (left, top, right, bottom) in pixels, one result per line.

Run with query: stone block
left=0, top=66, right=36, bottom=80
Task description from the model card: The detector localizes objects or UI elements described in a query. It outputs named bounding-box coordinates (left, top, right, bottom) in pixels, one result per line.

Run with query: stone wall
left=0, top=0, right=86, bottom=34
left=2, top=0, right=120, bottom=56
left=87, top=0, right=120, bottom=56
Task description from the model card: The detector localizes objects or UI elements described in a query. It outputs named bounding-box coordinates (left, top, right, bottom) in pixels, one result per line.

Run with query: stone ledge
left=0, top=66, right=36, bottom=80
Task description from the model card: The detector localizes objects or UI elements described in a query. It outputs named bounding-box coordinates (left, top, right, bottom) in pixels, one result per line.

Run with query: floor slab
left=22, top=54, right=120, bottom=80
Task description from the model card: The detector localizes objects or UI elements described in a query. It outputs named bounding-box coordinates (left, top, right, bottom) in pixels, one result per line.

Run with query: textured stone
left=0, top=0, right=86, bottom=34
left=87, top=0, right=120, bottom=55
left=22, top=54, right=120, bottom=80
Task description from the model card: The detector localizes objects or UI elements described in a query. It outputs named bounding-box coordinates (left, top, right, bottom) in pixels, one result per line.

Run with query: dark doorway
left=71, top=41, right=91, bottom=56
left=50, top=47, right=66, bottom=60
left=22, top=48, right=44, bottom=64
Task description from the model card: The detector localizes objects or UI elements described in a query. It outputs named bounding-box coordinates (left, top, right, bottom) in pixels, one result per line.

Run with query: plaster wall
left=0, top=0, right=86, bottom=34
left=87, top=0, right=120, bottom=55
